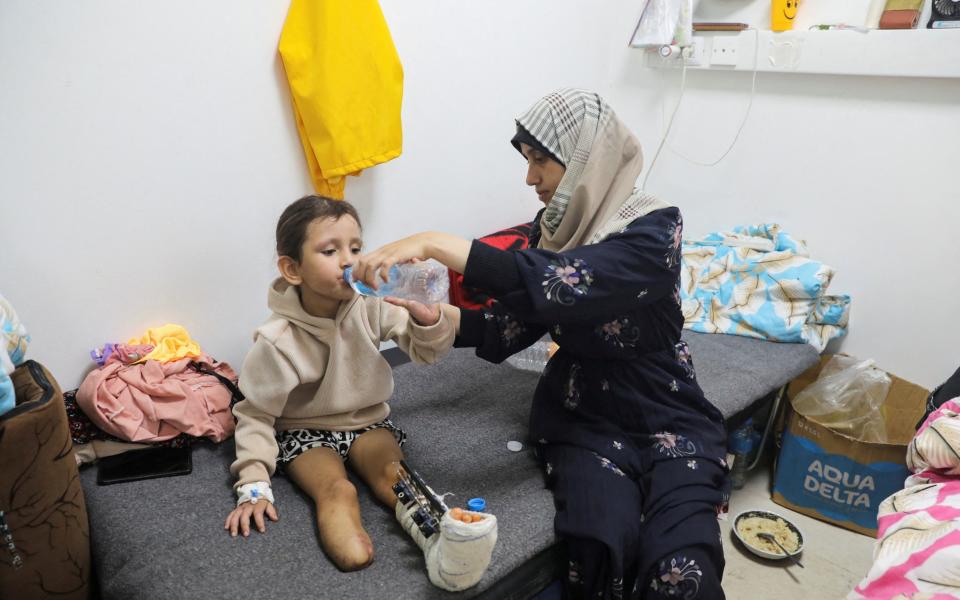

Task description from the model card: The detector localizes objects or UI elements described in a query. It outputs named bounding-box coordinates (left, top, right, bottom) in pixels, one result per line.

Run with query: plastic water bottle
left=728, top=418, right=759, bottom=490
left=506, top=338, right=553, bottom=373
left=342, top=260, right=450, bottom=304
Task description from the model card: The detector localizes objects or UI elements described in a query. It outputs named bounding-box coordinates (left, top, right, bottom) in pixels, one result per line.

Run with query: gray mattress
left=682, top=330, right=819, bottom=422
left=79, top=332, right=818, bottom=600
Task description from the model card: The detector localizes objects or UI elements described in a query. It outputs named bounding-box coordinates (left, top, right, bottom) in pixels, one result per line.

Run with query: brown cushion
left=0, top=361, right=91, bottom=600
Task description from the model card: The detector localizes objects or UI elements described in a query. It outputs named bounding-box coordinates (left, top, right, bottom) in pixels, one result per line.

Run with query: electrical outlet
left=711, top=36, right=739, bottom=67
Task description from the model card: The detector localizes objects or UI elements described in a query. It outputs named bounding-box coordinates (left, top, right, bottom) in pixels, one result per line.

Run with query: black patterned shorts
left=275, top=419, right=406, bottom=467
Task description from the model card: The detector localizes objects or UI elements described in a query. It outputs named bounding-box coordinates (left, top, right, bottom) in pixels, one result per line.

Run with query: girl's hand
left=225, top=500, right=278, bottom=538
left=385, top=297, right=441, bottom=326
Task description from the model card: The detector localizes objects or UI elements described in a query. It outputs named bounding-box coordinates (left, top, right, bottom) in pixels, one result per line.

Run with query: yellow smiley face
left=784, top=0, right=799, bottom=20
left=771, top=0, right=799, bottom=30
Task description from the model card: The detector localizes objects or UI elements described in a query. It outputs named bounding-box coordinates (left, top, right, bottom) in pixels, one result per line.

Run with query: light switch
left=711, top=36, right=739, bottom=67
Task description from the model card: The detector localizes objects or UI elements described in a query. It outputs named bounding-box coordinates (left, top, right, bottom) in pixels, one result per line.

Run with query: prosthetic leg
left=393, top=460, right=498, bottom=591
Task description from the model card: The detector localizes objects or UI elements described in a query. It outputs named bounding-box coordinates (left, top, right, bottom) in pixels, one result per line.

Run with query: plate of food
left=733, top=510, right=804, bottom=561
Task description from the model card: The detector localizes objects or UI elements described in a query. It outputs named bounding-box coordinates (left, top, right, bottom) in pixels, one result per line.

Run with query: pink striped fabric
left=849, top=398, right=960, bottom=599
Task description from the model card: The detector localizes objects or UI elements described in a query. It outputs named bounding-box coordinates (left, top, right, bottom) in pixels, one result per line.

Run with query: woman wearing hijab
left=354, top=89, right=729, bottom=600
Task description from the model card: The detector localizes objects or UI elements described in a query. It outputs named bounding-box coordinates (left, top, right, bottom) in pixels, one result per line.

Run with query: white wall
left=1, top=0, right=957, bottom=390
left=641, top=69, right=960, bottom=390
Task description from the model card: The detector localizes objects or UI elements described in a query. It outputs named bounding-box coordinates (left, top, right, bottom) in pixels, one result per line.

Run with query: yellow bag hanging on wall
left=279, top=0, right=403, bottom=199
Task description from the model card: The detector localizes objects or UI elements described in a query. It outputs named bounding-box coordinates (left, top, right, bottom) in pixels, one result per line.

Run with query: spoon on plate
left=757, top=532, right=804, bottom=568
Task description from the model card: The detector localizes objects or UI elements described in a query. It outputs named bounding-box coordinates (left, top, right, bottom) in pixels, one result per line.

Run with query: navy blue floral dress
left=456, top=208, right=730, bottom=600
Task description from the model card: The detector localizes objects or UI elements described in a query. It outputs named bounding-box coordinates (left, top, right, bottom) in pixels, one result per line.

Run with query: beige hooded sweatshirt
left=231, top=278, right=458, bottom=488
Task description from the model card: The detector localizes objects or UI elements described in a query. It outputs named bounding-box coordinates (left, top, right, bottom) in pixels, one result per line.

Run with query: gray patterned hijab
left=513, top=88, right=671, bottom=252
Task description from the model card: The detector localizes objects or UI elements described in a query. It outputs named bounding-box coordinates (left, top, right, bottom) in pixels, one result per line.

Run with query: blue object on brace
left=467, top=498, right=486, bottom=512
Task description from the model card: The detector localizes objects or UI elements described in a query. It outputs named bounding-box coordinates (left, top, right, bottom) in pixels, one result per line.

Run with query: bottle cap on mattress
left=467, top=497, right=486, bottom=512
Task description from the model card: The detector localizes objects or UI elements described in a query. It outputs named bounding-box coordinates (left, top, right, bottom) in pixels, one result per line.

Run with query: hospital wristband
left=237, top=481, right=274, bottom=507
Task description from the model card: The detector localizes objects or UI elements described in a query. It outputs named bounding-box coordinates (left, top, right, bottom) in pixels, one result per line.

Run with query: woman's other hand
left=225, top=500, right=278, bottom=537
left=385, top=297, right=441, bottom=326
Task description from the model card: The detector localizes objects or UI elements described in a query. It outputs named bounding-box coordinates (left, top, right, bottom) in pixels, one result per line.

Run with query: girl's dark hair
left=276, top=195, right=362, bottom=261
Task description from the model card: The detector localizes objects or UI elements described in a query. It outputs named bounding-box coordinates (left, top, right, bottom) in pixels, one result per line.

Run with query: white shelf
left=642, top=29, right=960, bottom=79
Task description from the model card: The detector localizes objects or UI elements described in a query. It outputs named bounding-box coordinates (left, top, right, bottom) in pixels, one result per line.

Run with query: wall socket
left=711, top=36, right=739, bottom=67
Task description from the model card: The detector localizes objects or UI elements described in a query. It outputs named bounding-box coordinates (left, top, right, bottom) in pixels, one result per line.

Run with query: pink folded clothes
left=76, top=344, right=237, bottom=444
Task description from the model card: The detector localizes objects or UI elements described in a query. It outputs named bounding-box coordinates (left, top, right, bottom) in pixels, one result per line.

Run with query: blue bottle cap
left=343, top=266, right=376, bottom=296
left=467, top=497, right=486, bottom=512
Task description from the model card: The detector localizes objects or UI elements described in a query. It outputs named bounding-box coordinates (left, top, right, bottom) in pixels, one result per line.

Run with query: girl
left=223, top=195, right=457, bottom=572
left=354, top=89, right=730, bottom=599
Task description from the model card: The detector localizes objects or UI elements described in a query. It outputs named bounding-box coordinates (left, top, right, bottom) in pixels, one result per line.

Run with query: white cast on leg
left=395, top=502, right=498, bottom=591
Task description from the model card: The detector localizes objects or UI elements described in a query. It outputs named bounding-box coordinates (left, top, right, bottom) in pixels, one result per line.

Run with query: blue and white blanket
left=1, top=293, right=30, bottom=416
left=680, top=224, right=849, bottom=352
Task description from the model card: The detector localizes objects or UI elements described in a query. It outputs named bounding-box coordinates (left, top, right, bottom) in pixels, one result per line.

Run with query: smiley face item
left=772, top=0, right=800, bottom=31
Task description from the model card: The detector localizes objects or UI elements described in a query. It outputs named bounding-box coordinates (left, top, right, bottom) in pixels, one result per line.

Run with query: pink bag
left=76, top=346, right=237, bottom=443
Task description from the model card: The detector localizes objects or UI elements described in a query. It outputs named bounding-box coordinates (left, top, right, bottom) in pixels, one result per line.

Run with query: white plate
left=732, top=509, right=805, bottom=561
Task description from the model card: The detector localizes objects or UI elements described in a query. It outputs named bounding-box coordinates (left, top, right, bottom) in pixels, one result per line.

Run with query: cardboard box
left=772, top=355, right=929, bottom=537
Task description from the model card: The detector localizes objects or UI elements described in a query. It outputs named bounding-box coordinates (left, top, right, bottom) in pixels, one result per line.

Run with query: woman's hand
left=225, top=500, right=278, bottom=537
left=353, top=232, right=435, bottom=289
left=354, top=232, right=471, bottom=289
left=385, top=297, right=441, bottom=326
